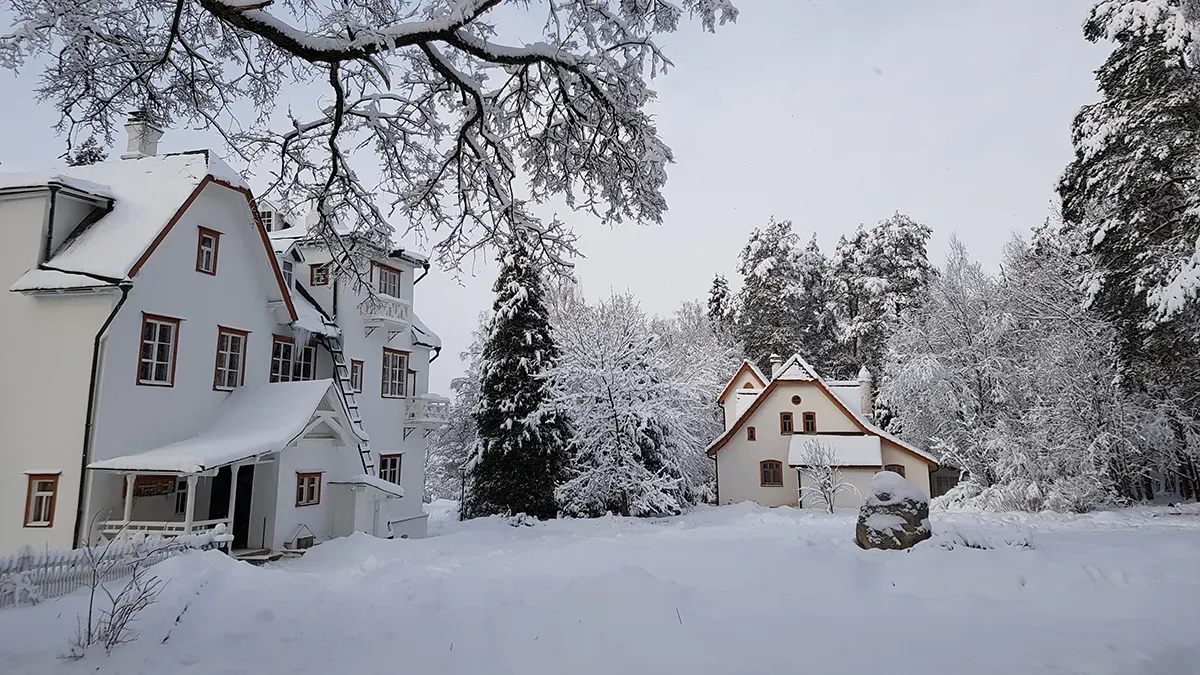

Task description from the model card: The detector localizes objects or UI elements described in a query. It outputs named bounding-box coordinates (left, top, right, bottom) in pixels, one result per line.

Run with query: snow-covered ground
left=5, top=501, right=1200, bottom=675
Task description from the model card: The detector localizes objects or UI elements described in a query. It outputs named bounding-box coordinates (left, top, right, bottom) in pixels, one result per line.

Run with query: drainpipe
left=414, top=262, right=430, bottom=285
left=42, top=184, right=60, bottom=263
left=430, top=346, right=442, bottom=363
left=73, top=281, right=133, bottom=548
left=713, top=456, right=720, bottom=505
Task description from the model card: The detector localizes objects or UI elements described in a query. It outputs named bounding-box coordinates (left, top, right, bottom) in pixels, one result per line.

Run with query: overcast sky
left=1, top=0, right=1110, bottom=395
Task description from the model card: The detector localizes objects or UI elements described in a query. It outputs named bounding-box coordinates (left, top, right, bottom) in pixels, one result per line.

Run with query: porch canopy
left=788, top=434, right=882, bottom=468
left=90, top=380, right=342, bottom=474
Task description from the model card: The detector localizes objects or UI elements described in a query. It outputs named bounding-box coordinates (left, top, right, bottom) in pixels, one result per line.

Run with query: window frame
left=746, top=426, right=757, bottom=441
left=382, top=348, right=409, bottom=399
left=779, top=411, right=794, bottom=435
left=270, top=334, right=295, bottom=383
left=883, top=464, right=906, bottom=478
left=213, top=326, right=249, bottom=391
left=281, top=259, right=294, bottom=289
left=24, top=474, right=59, bottom=528
left=350, top=359, right=364, bottom=393
left=295, top=472, right=322, bottom=507
left=137, top=313, right=182, bottom=387
left=195, top=226, right=221, bottom=275
left=373, top=261, right=402, bottom=298
left=802, top=411, right=817, bottom=434
left=310, top=263, right=330, bottom=286
left=294, top=345, right=316, bottom=381
left=759, top=460, right=784, bottom=487
left=174, top=478, right=189, bottom=515
left=379, top=454, right=403, bottom=485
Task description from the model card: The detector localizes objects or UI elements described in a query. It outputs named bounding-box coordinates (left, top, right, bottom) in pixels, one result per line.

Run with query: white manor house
left=0, top=118, right=448, bottom=557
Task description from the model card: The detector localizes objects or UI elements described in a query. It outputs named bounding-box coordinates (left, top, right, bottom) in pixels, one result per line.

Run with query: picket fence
left=0, top=529, right=231, bottom=608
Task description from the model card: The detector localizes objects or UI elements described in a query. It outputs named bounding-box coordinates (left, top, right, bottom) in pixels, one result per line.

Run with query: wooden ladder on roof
left=317, top=316, right=376, bottom=476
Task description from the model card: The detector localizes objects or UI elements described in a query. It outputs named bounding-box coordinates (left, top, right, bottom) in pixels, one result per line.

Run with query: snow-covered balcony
left=404, top=393, right=450, bottom=427
left=360, top=294, right=411, bottom=337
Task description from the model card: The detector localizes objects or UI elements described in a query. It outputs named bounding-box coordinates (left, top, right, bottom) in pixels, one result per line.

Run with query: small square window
left=380, top=455, right=402, bottom=485
left=310, top=264, right=330, bottom=286
left=296, top=473, right=321, bottom=506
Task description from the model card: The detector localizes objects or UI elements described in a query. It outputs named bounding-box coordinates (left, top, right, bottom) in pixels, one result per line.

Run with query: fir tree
left=735, top=218, right=805, bottom=372
left=707, top=274, right=732, bottom=328
left=792, top=235, right=853, bottom=378
left=463, top=237, right=571, bottom=520
left=66, top=136, right=108, bottom=166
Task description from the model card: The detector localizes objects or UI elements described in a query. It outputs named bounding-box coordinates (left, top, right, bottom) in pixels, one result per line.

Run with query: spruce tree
left=66, top=136, right=108, bottom=166
left=463, top=237, right=571, bottom=519
left=735, top=218, right=805, bottom=372
left=707, top=274, right=732, bottom=328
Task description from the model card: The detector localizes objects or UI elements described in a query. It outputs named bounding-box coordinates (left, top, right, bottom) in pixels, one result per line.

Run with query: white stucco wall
left=82, top=182, right=294, bottom=542
left=720, top=367, right=764, bottom=430
left=0, top=192, right=119, bottom=553
left=272, top=438, right=355, bottom=549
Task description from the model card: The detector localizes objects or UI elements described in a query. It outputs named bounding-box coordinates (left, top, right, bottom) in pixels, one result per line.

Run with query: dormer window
left=375, top=262, right=401, bottom=297
left=281, top=259, right=294, bottom=289
left=196, top=227, right=220, bottom=275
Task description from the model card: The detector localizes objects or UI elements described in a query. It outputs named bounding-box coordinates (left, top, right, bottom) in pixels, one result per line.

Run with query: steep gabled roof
left=716, top=360, right=768, bottom=404
left=706, top=354, right=937, bottom=467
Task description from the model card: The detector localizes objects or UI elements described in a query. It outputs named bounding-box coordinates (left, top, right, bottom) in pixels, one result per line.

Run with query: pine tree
left=735, top=218, right=805, bottom=372
left=463, top=238, right=571, bottom=519
left=792, top=235, right=853, bottom=378
left=66, top=136, right=108, bottom=166
left=707, top=274, right=732, bottom=328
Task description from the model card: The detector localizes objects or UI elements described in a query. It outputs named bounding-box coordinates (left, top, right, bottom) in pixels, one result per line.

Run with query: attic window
left=196, top=227, right=220, bottom=275
left=281, top=259, right=294, bottom=289
left=802, top=412, right=817, bottom=434
left=747, top=427, right=757, bottom=441
left=780, top=412, right=794, bottom=435
left=791, top=395, right=802, bottom=405
left=742, top=382, right=754, bottom=389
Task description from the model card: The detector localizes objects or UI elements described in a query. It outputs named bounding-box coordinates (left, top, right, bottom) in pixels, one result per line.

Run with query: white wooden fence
left=0, top=528, right=231, bottom=608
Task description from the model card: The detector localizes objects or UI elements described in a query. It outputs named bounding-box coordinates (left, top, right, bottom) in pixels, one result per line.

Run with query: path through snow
left=4, top=502, right=1200, bottom=674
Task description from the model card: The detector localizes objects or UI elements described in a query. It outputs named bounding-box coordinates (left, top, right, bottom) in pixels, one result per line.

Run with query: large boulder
left=855, top=471, right=932, bottom=551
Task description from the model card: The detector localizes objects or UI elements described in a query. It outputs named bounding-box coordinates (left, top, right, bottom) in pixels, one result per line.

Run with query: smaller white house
left=706, top=354, right=939, bottom=509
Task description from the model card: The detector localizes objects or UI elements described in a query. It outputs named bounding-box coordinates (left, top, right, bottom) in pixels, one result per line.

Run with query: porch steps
left=318, top=316, right=377, bottom=476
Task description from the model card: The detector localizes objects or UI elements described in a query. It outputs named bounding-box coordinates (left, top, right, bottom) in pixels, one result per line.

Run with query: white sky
left=0, top=0, right=1109, bottom=395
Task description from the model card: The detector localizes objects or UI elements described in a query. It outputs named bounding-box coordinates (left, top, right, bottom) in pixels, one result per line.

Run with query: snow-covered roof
left=9, top=269, right=117, bottom=293
left=827, top=384, right=863, bottom=415
left=788, top=434, right=882, bottom=467
left=268, top=227, right=307, bottom=255
left=2, top=151, right=247, bottom=286
left=88, top=380, right=338, bottom=474
left=291, top=289, right=339, bottom=338
left=0, top=172, right=113, bottom=198
left=328, top=474, right=405, bottom=499
left=772, top=354, right=821, bottom=381
left=411, top=312, right=441, bottom=349
left=716, top=360, right=768, bottom=404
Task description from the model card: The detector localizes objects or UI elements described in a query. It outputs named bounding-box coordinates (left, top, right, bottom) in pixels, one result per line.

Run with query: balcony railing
left=99, top=518, right=230, bottom=541
left=360, top=294, right=411, bottom=330
left=404, top=394, right=450, bottom=426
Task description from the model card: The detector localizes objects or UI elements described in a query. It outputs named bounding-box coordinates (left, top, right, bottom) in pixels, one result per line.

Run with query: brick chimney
left=121, top=110, right=162, bottom=159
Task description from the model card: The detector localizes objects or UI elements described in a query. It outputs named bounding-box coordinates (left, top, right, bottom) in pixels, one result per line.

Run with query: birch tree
left=2, top=0, right=737, bottom=271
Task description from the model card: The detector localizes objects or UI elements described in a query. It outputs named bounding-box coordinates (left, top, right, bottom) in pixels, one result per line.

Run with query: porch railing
left=405, top=393, right=450, bottom=426
left=360, top=294, right=411, bottom=326
left=99, top=518, right=230, bottom=540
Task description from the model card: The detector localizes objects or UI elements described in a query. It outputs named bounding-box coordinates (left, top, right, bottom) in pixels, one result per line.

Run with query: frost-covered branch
left=2, top=0, right=737, bottom=271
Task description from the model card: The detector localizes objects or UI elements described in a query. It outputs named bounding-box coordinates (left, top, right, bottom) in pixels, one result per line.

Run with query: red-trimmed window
left=760, top=461, right=784, bottom=487
left=382, top=348, right=408, bottom=398
left=310, top=263, right=330, bottom=286
left=196, top=227, right=221, bottom=275
left=24, top=474, right=59, bottom=527
left=747, top=426, right=757, bottom=441
left=138, top=313, right=181, bottom=386
left=374, top=262, right=401, bottom=297
left=779, top=412, right=794, bottom=435
left=350, top=360, right=364, bottom=393
left=802, top=412, right=817, bottom=434
left=214, top=326, right=248, bottom=390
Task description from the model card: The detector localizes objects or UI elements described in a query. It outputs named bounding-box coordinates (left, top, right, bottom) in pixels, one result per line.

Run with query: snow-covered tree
left=551, top=294, right=692, bottom=517
left=65, top=137, right=108, bottom=166
left=831, top=213, right=933, bottom=380
left=707, top=274, right=733, bottom=329
left=735, top=218, right=806, bottom=372
left=463, top=237, right=571, bottom=519
left=792, top=234, right=852, bottom=377
left=425, top=312, right=486, bottom=502
left=794, top=439, right=858, bottom=513
left=2, top=0, right=737, bottom=272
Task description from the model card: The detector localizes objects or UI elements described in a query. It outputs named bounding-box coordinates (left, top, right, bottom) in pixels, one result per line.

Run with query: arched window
left=883, top=464, right=906, bottom=478
left=747, top=426, right=757, bottom=441
left=742, top=382, right=755, bottom=389
left=760, top=460, right=784, bottom=487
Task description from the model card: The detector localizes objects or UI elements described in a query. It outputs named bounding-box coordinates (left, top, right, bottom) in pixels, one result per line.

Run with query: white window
left=294, top=345, right=316, bottom=381
left=379, top=455, right=402, bottom=484
left=214, top=328, right=248, bottom=390
left=382, top=349, right=408, bottom=398
left=139, top=314, right=180, bottom=386
left=282, top=259, right=294, bottom=289
left=24, top=475, right=58, bottom=527
left=196, top=228, right=220, bottom=274
left=296, top=473, right=321, bottom=506
left=376, top=263, right=401, bottom=297
left=271, top=336, right=295, bottom=383
left=350, top=360, right=364, bottom=393
left=175, top=479, right=189, bottom=515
